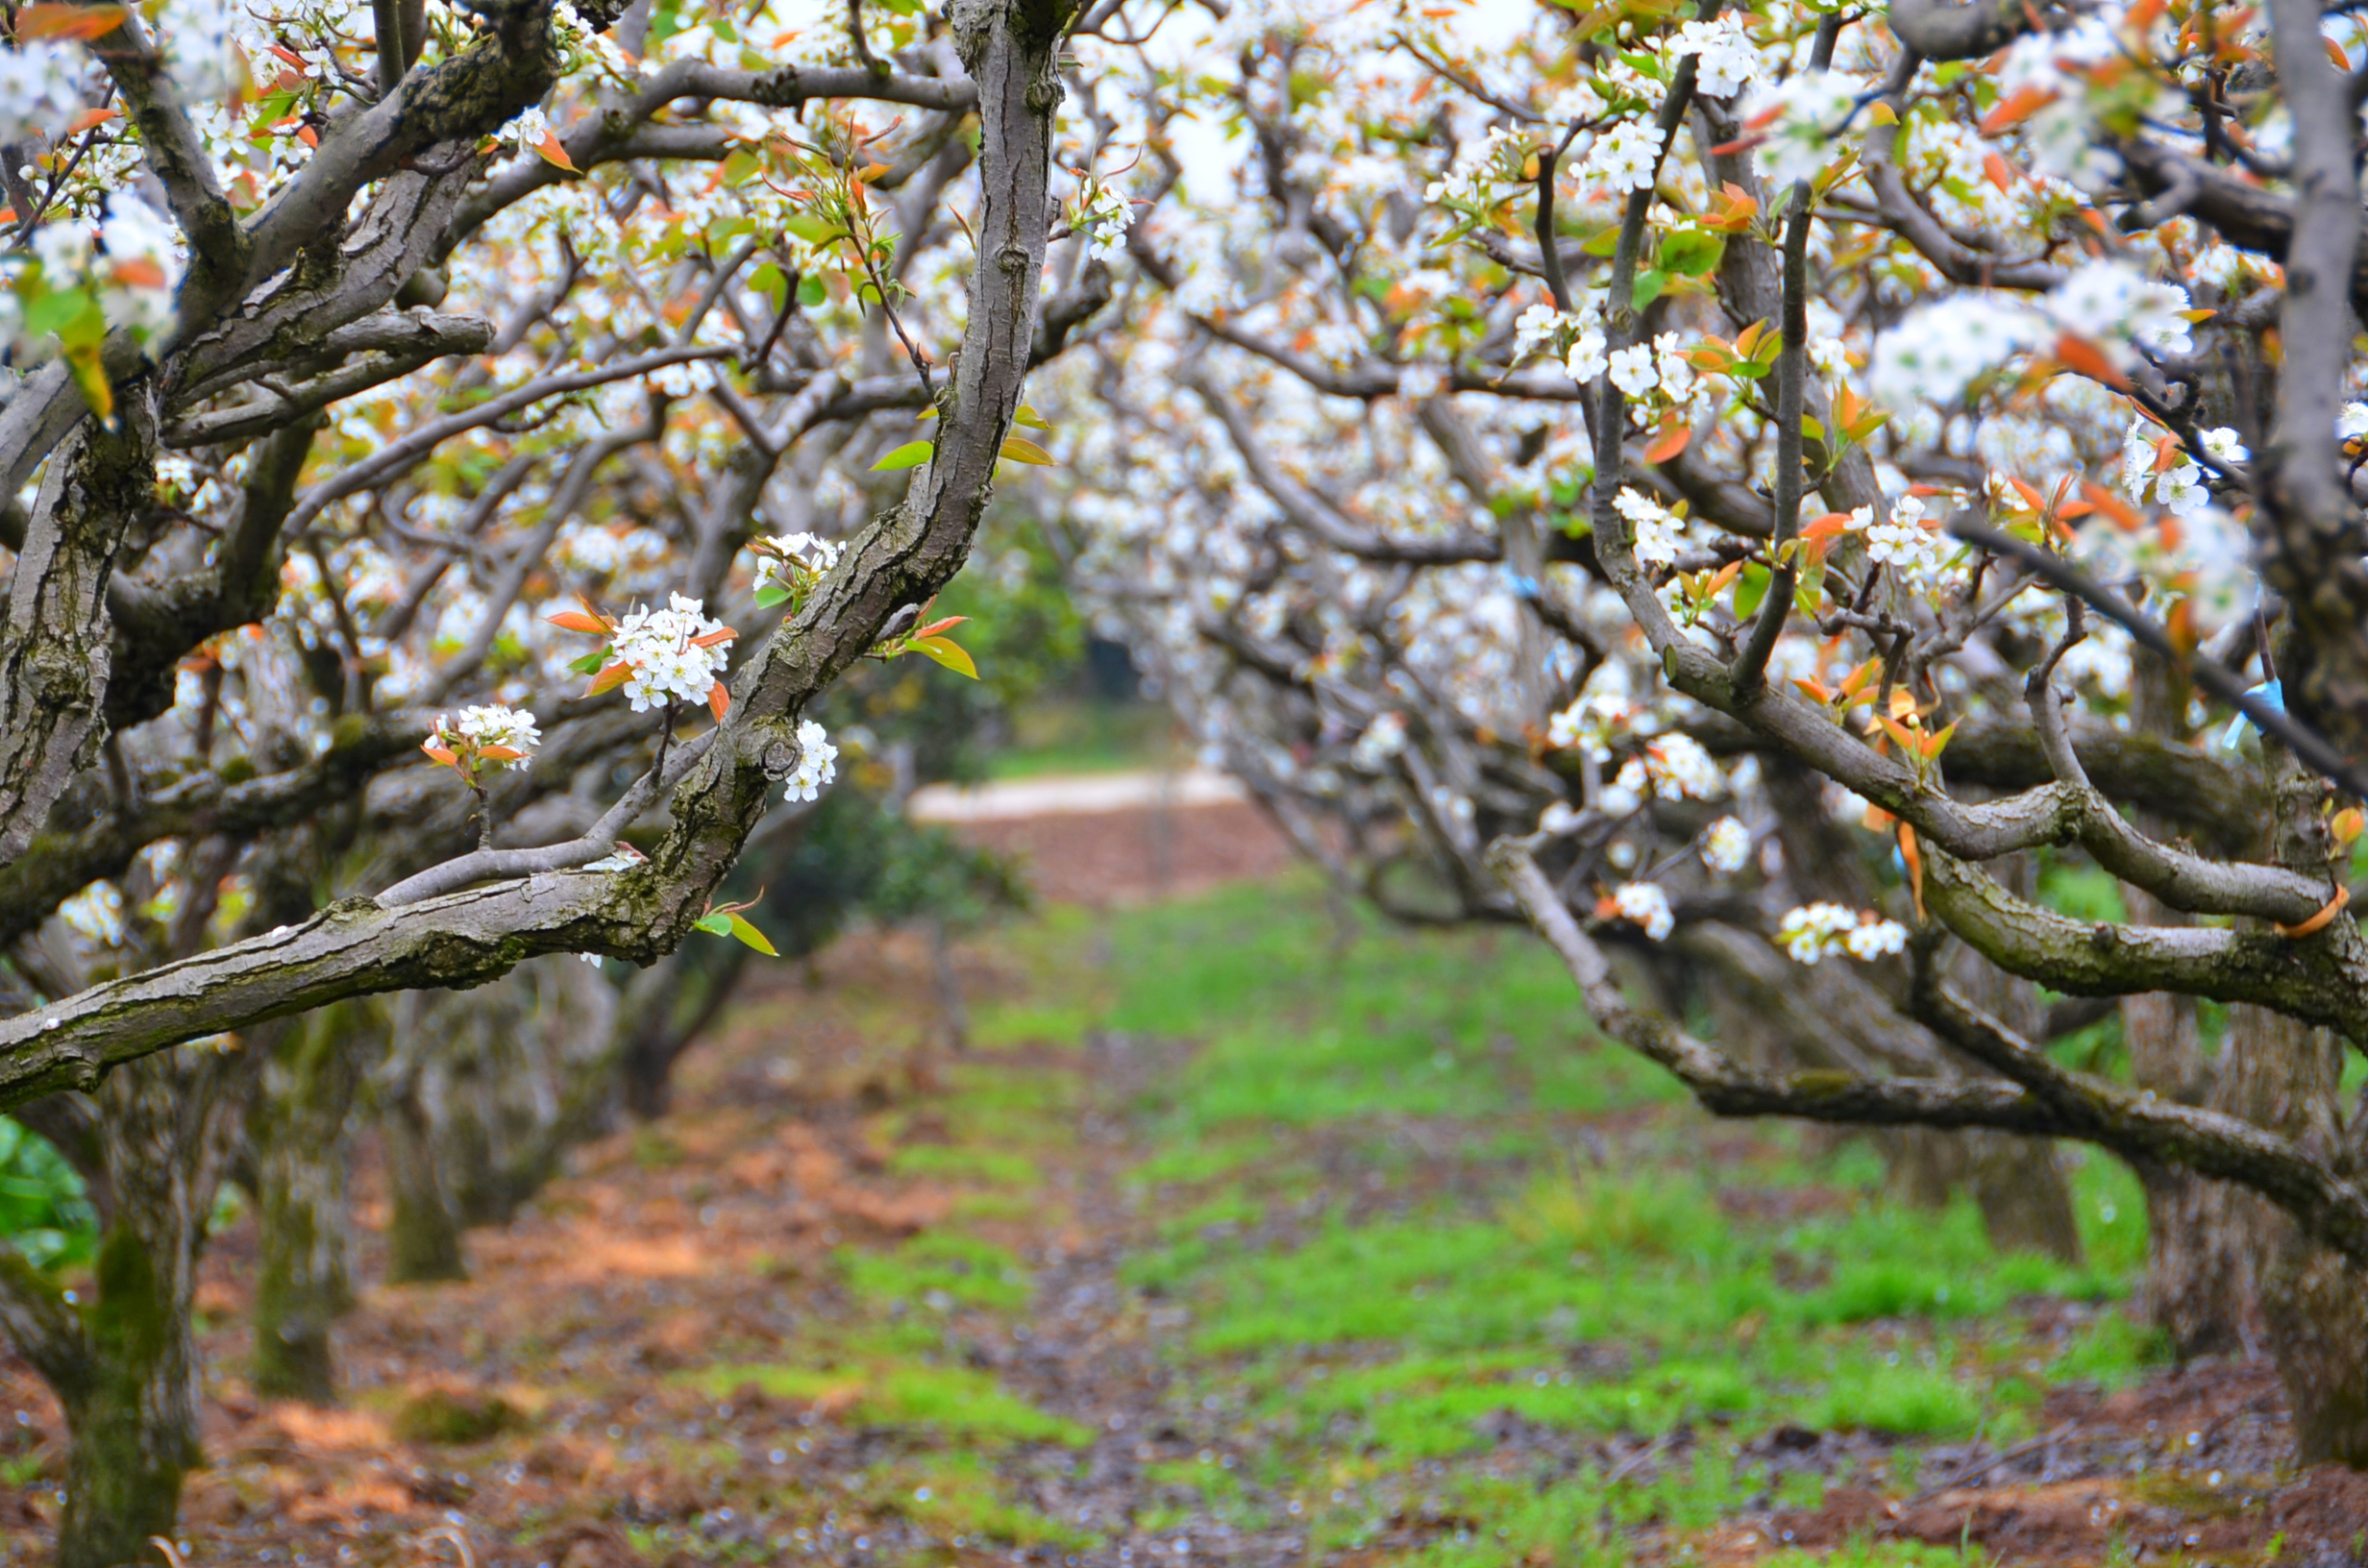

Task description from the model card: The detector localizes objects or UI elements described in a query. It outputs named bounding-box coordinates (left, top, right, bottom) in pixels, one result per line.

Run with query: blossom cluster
left=1353, top=710, right=1409, bottom=771
left=1545, top=692, right=1634, bottom=763
left=750, top=531, right=845, bottom=600
left=783, top=720, right=838, bottom=803
left=1665, top=15, right=1762, bottom=99
left=2120, top=419, right=2242, bottom=517
left=431, top=704, right=543, bottom=772
left=1740, top=71, right=1860, bottom=189
left=1610, top=881, right=1675, bottom=941
left=1701, top=816, right=1751, bottom=874
left=611, top=594, right=734, bottom=713
left=1605, top=733, right=1723, bottom=812
left=1070, top=175, right=1136, bottom=261
left=1777, top=903, right=1909, bottom=965
left=1614, top=488, right=1688, bottom=568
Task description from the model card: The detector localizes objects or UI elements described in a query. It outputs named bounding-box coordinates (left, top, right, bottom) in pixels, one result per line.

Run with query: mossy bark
left=37, top=1045, right=259, bottom=1568
left=250, top=1001, right=380, bottom=1400
left=381, top=1085, right=467, bottom=1284
left=58, top=1226, right=192, bottom=1568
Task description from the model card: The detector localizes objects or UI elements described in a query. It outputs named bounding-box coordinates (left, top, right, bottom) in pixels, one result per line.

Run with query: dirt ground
left=938, top=799, right=1297, bottom=906
left=3, top=801, right=2367, bottom=1565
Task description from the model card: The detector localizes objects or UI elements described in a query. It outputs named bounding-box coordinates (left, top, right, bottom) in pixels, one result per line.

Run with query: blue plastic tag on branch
left=2220, top=678, right=2282, bottom=751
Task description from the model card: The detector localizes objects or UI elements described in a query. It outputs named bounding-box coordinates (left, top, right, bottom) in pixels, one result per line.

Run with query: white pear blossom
left=2046, top=260, right=2193, bottom=355
left=1741, top=71, right=1860, bottom=189
left=1614, top=487, right=1686, bottom=567
left=609, top=593, right=733, bottom=713
left=1582, top=119, right=1666, bottom=193
left=1666, top=15, right=1763, bottom=98
left=1779, top=903, right=1906, bottom=964
left=783, top=720, right=838, bottom=802
left=1352, top=711, right=1409, bottom=770
left=751, top=531, right=844, bottom=595
left=1547, top=692, right=1635, bottom=762
left=434, top=704, right=542, bottom=770
left=1611, top=881, right=1675, bottom=940
left=1608, top=343, right=1658, bottom=399
left=1868, top=295, right=2047, bottom=407
left=1702, top=816, right=1751, bottom=873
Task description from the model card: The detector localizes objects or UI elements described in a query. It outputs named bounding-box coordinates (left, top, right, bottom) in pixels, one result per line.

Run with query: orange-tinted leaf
left=1803, top=511, right=1855, bottom=541
left=912, top=615, right=969, bottom=638
left=547, top=610, right=611, bottom=634
left=479, top=745, right=524, bottom=762
left=534, top=131, right=578, bottom=173
left=2007, top=475, right=2046, bottom=511
left=1643, top=423, right=1691, bottom=463
left=2328, top=36, right=2352, bottom=70
left=297, top=126, right=319, bottom=149
left=67, top=107, right=117, bottom=135
left=421, top=744, right=459, bottom=767
left=2053, top=331, right=2132, bottom=389
left=586, top=660, right=633, bottom=696
left=19, top=4, right=126, bottom=39
left=1793, top=676, right=1835, bottom=703
left=2081, top=481, right=2145, bottom=531
left=687, top=626, right=738, bottom=648
left=1982, top=151, right=2018, bottom=192
left=109, top=257, right=165, bottom=289
left=707, top=680, right=729, bottom=722
left=1979, top=84, right=2056, bottom=135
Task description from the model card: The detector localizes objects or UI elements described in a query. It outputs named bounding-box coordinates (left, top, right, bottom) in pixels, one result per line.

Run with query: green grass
left=683, top=1357, right=1092, bottom=1447
left=669, top=871, right=2184, bottom=1561
left=1059, top=876, right=2169, bottom=1507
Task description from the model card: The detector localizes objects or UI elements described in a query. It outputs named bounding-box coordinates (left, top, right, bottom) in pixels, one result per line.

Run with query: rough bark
left=51, top=1045, right=259, bottom=1568
left=0, top=393, right=157, bottom=861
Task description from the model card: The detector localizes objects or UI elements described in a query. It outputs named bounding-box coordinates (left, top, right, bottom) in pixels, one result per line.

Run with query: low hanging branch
left=1488, top=836, right=2368, bottom=1267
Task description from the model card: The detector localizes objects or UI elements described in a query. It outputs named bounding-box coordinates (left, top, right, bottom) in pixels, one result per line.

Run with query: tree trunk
left=380, top=1080, right=467, bottom=1285
left=249, top=1000, right=381, bottom=1401
left=58, top=1224, right=195, bottom=1568
left=2232, top=1001, right=2368, bottom=1465
left=27, top=1043, right=259, bottom=1568
left=617, top=944, right=744, bottom=1120
left=2123, top=956, right=2264, bottom=1358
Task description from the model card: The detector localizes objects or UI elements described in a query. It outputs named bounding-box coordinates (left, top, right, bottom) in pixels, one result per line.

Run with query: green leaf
left=872, top=439, right=934, bottom=472
left=998, top=435, right=1056, bottom=466
left=1014, top=404, right=1053, bottom=430
left=1582, top=228, right=1622, bottom=257
left=567, top=649, right=609, bottom=674
left=748, top=261, right=787, bottom=307
left=725, top=914, right=779, bottom=955
left=22, top=284, right=92, bottom=339
left=1631, top=270, right=1669, bottom=311
left=754, top=584, right=791, bottom=608
left=1734, top=561, right=1771, bottom=620
left=1659, top=229, right=1725, bottom=278
left=693, top=912, right=732, bottom=936
left=911, top=635, right=979, bottom=678
left=797, top=274, right=827, bottom=307
left=782, top=213, right=846, bottom=247
left=1800, top=414, right=1826, bottom=442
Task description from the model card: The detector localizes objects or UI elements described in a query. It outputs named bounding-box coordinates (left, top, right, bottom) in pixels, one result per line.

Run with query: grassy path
left=7, top=873, right=2364, bottom=1566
